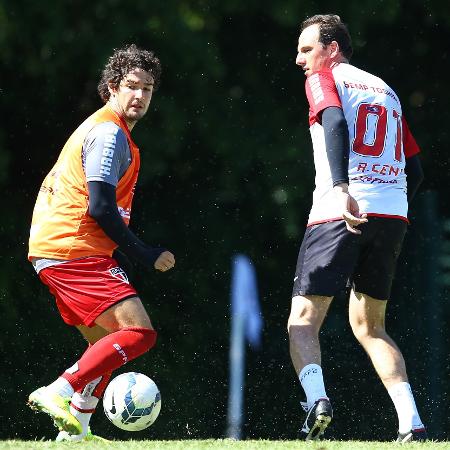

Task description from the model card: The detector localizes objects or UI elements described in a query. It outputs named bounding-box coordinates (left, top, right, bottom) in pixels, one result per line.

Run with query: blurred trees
left=0, top=0, right=449, bottom=441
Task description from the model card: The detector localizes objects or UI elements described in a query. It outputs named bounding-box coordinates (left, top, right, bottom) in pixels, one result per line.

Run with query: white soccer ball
left=103, top=372, right=161, bottom=431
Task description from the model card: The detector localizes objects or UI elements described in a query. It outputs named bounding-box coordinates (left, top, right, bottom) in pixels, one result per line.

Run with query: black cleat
left=300, top=398, right=333, bottom=440
left=396, top=428, right=428, bottom=443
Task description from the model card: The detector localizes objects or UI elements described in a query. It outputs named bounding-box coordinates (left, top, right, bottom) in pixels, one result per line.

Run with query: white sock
left=46, top=377, right=75, bottom=399
left=69, top=392, right=99, bottom=436
left=388, top=382, right=424, bottom=433
left=299, top=364, right=328, bottom=408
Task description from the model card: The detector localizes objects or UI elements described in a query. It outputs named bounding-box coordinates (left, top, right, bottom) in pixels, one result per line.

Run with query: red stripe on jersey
left=305, top=70, right=342, bottom=125
left=307, top=214, right=409, bottom=227
left=401, top=116, right=420, bottom=158
left=366, top=213, right=409, bottom=223
left=307, top=217, right=343, bottom=227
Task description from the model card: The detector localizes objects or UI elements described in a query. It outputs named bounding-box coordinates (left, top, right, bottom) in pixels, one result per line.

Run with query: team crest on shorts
left=109, top=267, right=130, bottom=284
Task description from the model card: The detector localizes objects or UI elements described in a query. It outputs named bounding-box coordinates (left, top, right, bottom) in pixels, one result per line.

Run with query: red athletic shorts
left=39, top=256, right=138, bottom=327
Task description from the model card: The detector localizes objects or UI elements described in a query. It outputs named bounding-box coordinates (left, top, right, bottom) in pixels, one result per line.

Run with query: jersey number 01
left=352, top=103, right=402, bottom=162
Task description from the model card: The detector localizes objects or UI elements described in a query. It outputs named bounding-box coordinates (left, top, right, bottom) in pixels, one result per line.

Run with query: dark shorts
left=292, top=217, right=407, bottom=300
left=39, top=256, right=138, bottom=327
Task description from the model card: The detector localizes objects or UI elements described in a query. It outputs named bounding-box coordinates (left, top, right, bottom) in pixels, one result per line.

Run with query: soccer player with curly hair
left=27, top=44, right=174, bottom=441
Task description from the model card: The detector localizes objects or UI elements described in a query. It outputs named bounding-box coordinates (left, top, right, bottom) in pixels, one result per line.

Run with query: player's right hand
left=154, top=250, right=175, bottom=272
left=342, top=206, right=368, bottom=235
left=334, top=184, right=368, bottom=235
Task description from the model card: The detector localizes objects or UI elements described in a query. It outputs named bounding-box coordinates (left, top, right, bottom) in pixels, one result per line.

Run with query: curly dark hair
left=301, top=14, right=353, bottom=60
left=97, top=44, right=162, bottom=103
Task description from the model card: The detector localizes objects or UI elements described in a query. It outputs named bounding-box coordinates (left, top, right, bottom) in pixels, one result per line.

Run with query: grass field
left=0, top=440, right=446, bottom=450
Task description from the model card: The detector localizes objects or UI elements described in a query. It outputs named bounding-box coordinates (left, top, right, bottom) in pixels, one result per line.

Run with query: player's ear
left=329, top=40, right=340, bottom=58
left=108, top=81, right=118, bottom=96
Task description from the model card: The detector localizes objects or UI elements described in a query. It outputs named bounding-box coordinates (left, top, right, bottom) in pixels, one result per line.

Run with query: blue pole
left=226, top=309, right=245, bottom=439
left=226, top=254, right=262, bottom=440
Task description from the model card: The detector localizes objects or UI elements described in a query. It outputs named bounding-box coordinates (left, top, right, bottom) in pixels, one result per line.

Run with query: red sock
left=76, top=371, right=112, bottom=398
left=62, top=327, right=156, bottom=391
left=75, top=344, right=112, bottom=399
left=91, top=371, right=112, bottom=399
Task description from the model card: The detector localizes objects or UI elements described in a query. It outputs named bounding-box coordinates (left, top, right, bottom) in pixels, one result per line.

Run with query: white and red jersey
left=304, top=62, right=420, bottom=225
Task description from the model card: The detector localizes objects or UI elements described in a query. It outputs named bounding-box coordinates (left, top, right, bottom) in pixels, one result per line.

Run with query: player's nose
left=296, top=53, right=305, bottom=66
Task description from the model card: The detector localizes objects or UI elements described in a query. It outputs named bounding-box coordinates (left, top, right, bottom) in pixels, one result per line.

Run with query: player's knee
left=287, top=314, right=296, bottom=333
left=351, top=323, right=367, bottom=342
left=287, top=313, right=304, bottom=333
left=138, top=327, right=158, bottom=352
left=351, top=319, right=385, bottom=341
left=288, top=306, right=322, bottom=330
left=124, top=327, right=157, bottom=359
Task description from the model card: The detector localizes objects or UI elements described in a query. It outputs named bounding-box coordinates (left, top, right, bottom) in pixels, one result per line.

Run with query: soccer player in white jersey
left=287, top=14, right=426, bottom=442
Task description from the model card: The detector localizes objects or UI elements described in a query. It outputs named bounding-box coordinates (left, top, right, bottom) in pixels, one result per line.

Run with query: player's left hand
left=154, top=250, right=175, bottom=272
